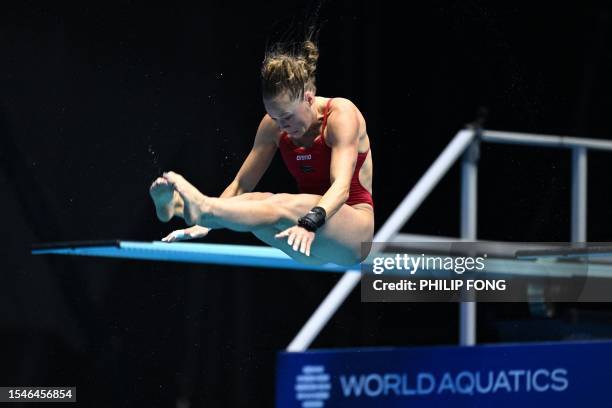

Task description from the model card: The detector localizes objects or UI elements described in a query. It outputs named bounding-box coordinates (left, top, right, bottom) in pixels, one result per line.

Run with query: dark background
left=2, top=1, right=612, bottom=406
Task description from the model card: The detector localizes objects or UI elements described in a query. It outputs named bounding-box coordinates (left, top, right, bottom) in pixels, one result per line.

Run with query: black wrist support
left=297, top=206, right=327, bottom=232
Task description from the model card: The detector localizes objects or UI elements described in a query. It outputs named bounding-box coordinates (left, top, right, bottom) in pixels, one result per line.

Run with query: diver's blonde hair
left=261, top=40, right=319, bottom=100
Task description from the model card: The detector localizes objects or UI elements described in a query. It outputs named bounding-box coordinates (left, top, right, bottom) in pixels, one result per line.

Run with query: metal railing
left=287, top=128, right=612, bottom=351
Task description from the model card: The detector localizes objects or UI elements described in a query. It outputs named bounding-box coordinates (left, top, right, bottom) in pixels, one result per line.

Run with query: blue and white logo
left=295, top=365, right=331, bottom=407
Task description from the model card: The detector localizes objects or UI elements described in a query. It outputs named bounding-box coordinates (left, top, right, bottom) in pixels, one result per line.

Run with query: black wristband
left=297, top=206, right=327, bottom=232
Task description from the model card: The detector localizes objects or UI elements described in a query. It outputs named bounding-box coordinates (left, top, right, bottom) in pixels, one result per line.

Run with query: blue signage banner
left=276, top=341, right=612, bottom=407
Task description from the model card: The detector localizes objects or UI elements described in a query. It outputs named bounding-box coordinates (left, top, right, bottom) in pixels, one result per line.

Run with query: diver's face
left=264, top=92, right=314, bottom=139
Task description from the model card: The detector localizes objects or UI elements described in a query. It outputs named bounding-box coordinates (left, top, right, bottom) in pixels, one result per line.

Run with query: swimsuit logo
left=296, top=154, right=312, bottom=161
left=300, top=165, right=314, bottom=173
left=295, top=365, right=331, bottom=407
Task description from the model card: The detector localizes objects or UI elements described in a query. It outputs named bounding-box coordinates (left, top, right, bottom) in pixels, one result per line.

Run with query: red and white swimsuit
left=278, top=98, right=374, bottom=208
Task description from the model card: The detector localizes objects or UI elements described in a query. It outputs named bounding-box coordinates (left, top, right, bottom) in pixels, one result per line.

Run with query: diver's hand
left=161, top=225, right=211, bottom=242
left=275, top=225, right=315, bottom=256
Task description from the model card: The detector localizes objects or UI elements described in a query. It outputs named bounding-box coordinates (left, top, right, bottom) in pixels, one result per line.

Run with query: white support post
left=571, top=147, right=587, bottom=242
left=459, top=138, right=479, bottom=346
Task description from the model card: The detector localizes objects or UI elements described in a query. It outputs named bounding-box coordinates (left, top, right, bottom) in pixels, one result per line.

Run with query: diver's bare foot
left=149, top=177, right=177, bottom=222
left=162, top=171, right=209, bottom=226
